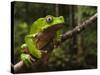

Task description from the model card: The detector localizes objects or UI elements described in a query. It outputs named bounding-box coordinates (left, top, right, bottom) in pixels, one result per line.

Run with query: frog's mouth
left=44, top=23, right=64, bottom=31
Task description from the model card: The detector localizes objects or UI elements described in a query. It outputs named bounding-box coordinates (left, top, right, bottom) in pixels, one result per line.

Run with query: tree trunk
left=76, top=6, right=84, bottom=64
left=69, top=5, right=78, bottom=64
left=55, top=4, right=59, bottom=16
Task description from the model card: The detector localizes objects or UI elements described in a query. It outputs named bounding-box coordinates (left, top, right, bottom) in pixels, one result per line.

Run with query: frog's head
left=41, top=15, right=64, bottom=31
left=30, top=15, right=64, bottom=34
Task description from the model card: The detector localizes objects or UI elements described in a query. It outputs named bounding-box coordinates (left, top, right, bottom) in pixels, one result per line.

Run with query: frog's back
left=30, top=18, right=45, bottom=34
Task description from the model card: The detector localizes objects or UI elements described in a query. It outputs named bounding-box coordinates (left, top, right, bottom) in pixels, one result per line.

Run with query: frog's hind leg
left=25, top=35, right=42, bottom=59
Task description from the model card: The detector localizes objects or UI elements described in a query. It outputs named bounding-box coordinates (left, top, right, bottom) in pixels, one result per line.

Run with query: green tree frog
left=20, top=15, right=64, bottom=67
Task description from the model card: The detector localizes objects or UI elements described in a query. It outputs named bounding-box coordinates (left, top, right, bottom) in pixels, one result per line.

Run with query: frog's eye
left=46, top=16, right=53, bottom=23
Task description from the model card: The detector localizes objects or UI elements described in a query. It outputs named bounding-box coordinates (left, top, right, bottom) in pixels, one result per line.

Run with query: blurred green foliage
left=13, top=1, right=97, bottom=70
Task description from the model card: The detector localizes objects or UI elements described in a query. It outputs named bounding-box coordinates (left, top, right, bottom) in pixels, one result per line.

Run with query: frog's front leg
left=25, top=34, right=42, bottom=59
left=20, top=44, right=36, bottom=67
left=54, top=31, right=62, bottom=48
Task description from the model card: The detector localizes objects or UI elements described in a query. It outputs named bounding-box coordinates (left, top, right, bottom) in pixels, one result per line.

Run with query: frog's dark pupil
left=48, top=18, right=50, bottom=21
left=46, top=17, right=52, bottom=23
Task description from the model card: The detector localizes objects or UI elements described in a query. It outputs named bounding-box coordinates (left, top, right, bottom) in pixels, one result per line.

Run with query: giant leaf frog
left=20, top=15, right=64, bottom=67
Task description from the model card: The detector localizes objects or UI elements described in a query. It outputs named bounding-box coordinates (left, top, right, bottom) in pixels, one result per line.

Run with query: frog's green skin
left=21, top=15, right=64, bottom=67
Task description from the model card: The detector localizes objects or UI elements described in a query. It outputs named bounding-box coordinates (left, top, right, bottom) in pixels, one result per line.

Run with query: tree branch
left=13, top=13, right=97, bottom=73
left=13, top=61, right=26, bottom=73
left=61, top=13, right=97, bottom=42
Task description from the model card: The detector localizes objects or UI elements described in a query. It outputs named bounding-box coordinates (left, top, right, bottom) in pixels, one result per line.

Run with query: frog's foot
left=21, top=54, right=36, bottom=67
left=40, top=50, right=48, bottom=59
left=21, top=44, right=29, bottom=53
left=41, top=50, right=48, bottom=55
